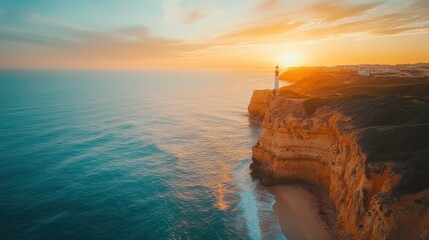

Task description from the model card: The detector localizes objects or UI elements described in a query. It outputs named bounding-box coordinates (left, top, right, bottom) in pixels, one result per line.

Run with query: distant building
left=358, top=70, right=370, bottom=76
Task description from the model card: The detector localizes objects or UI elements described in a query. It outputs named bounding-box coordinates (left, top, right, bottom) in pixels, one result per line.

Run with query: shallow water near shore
left=0, top=70, right=291, bottom=240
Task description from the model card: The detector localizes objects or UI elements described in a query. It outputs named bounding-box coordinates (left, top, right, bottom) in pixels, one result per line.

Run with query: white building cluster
left=289, top=64, right=429, bottom=77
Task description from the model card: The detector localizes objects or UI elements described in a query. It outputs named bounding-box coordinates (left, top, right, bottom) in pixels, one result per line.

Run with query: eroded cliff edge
left=249, top=72, right=429, bottom=240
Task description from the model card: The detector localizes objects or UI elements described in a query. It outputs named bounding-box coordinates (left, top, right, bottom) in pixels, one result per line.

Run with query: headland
left=249, top=64, right=429, bottom=239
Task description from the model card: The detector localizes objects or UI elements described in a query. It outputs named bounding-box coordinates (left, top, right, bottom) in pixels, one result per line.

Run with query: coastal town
left=286, top=63, right=429, bottom=77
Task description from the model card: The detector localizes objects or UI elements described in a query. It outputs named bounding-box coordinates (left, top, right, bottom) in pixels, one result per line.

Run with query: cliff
left=248, top=90, right=273, bottom=121
left=249, top=73, right=429, bottom=239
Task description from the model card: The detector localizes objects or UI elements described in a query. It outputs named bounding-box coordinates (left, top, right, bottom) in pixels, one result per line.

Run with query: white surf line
left=235, top=158, right=262, bottom=240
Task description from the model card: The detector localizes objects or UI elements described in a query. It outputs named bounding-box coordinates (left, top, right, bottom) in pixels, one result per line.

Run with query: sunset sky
left=0, top=0, right=428, bottom=70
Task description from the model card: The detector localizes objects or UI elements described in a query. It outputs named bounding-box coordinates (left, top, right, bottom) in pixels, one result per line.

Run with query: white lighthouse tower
left=274, top=65, right=280, bottom=96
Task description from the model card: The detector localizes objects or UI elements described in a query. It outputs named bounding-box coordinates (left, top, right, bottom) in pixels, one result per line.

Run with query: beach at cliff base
left=268, top=184, right=336, bottom=240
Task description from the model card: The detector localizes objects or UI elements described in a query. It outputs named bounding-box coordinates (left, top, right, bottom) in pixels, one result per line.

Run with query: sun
left=277, top=52, right=304, bottom=67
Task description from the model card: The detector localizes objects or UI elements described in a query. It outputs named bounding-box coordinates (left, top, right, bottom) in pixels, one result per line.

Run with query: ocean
left=0, top=70, right=286, bottom=240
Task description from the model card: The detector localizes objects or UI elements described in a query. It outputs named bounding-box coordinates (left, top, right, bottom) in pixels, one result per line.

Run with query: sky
left=0, top=0, right=428, bottom=70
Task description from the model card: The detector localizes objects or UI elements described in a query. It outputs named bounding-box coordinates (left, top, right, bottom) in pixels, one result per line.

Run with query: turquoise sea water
left=0, top=70, right=286, bottom=240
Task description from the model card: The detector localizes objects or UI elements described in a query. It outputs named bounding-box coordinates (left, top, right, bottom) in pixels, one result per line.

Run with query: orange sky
left=0, top=0, right=428, bottom=70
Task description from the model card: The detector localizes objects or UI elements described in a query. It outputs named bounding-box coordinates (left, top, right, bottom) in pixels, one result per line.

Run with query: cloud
left=220, top=21, right=304, bottom=41
left=66, top=26, right=203, bottom=60
left=371, top=26, right=429, bottom=36
left=0, top=28, right=75, bottom=46
left=1, top=0, right=428, bottom=69
left=255, top=0, right=280, bottom=11
left=0, top=11, right=200, bottom=53
left=0, top=20, right=206, bottom=67
left=25, top=13, right=82, bottom=31
left=308, top=1, right=380, bottom=22
left=162, top=0, right=209, bottom=24
left=214, top=0, right=429, bottom=45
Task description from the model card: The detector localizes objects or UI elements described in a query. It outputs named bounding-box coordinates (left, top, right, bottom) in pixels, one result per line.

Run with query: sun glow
left=277, top=52, right=304, bottom=68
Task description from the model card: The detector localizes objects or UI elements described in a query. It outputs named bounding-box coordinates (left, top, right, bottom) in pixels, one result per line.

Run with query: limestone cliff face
left=249, top=93, right=429, bottom=240
left=248, top=89, right=272, bottom=121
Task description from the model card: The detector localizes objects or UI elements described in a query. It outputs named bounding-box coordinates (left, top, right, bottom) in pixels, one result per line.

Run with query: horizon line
left=1, top=62, right=428, bottom=72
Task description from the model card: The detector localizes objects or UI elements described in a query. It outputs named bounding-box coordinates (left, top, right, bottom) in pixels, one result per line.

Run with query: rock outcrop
left=249, top=74, right=429, bottom=239
left=248, top=89, right=273, bottom=121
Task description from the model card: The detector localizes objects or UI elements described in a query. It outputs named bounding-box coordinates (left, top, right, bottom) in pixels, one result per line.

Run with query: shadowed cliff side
left=249, top=71, right=429, bottom=240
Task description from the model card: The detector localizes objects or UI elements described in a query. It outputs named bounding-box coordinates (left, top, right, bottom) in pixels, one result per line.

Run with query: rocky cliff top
left=280, top=72, right=429, bottom=195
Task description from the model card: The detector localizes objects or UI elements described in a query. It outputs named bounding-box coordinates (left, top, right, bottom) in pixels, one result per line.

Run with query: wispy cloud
left=220, top=22, right=304, bottom=41
left=1, top=0, right=428, bottom=69
left=66, top=26, right=204, bottom=60
left=308, top=1, right=381, bottom=22
left=216, top=0, right=429, bottom=45
left=162, top=0, right=210, bottom=24
left=0, top=28, right=69, bottom=46
left=255, top=0, right=280, bottom=11
left=0, top=12, right=207, bottom=69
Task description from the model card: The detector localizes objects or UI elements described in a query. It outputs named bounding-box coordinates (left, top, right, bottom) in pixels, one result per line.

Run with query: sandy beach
left=267, top=184, right=336, bottom=240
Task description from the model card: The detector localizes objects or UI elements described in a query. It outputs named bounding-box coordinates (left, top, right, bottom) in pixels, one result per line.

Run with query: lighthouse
left=274, top=65, right=280, bottom=96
